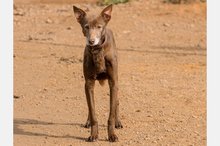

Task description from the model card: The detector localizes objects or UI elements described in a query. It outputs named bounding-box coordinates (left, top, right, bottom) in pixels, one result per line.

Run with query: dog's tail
left=98, top=80, right=105, bottom=86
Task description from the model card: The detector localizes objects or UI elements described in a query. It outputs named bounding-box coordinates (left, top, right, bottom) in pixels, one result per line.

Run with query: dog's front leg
left=85, top=79, right=98, bottom=141
left=108, top=79, right=119, bottom=142
left=115, top=100, right=123, bottom=129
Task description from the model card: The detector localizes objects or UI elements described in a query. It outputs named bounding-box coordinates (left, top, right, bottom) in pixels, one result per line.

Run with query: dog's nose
left=89, top=39, right=95, bottom=45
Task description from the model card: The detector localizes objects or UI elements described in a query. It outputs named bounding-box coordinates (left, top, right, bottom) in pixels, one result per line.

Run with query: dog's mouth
left=89, top=43, right=100, bottom=47
left=87, top=39, right=99, bottom=47
left=88, top=34, right=107, bottom=49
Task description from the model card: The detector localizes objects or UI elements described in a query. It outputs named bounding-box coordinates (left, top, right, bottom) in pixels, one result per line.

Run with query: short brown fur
left=73, top=4, right=123, bottom=142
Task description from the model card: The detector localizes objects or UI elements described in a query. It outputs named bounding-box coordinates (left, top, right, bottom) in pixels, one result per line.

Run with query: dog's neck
left=87, top=33, right=108, bottom=79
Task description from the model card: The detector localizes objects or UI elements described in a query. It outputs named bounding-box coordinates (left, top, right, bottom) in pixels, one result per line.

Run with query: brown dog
left=73, top=4, right=123, bottom=142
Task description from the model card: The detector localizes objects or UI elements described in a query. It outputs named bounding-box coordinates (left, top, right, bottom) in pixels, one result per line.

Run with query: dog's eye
left=97, top=25, right=102, bottom=29
left=84, top=25, right=89, bottom=29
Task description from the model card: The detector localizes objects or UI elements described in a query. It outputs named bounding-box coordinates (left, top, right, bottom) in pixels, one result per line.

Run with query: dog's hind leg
left=85, top=112, right=90, bottom=128
left=107, top=79, right=119, bottom=142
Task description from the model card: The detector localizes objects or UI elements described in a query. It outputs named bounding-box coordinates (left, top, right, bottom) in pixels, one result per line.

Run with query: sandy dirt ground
left=13, top=0, right=207, bottom=145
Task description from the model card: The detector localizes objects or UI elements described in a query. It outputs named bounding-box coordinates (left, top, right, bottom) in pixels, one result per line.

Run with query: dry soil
left=13, top=0, right=207, bottom=145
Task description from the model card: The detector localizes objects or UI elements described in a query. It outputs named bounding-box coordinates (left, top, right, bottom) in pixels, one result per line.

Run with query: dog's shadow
left=14, top=118, right=106, bottom=141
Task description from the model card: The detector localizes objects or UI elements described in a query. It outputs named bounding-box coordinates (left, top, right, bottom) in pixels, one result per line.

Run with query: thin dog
left=73, top=4, right=123, bottom=142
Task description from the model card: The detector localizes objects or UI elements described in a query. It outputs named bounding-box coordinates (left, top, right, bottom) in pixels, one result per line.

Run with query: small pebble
left=13, top=95, right=20, bottom=98
left=163, top=23, right=170, bottom=27
left=45, top=18, right=53, bottom=24
left=13, top=54, right=17, bottom=57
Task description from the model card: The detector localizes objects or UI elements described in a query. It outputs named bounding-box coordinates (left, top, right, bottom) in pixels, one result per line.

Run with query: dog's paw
left=109, top=134, right=119, bottom=142
left=115, top=121, right=123, bottom=129
left=84, top=122, right=90, bottom=128
left=87, top=135, right=98, bottom=142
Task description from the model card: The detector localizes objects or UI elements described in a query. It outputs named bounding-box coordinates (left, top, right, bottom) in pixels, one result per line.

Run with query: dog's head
left=73, top=4, right=113, bottom=46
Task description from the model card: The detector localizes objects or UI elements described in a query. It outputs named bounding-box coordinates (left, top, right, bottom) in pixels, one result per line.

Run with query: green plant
left=164, top=0, right=206, bottom=4
left=164, top=0, right=181, bottom=3
left=98, top=0, right=132, bottom=6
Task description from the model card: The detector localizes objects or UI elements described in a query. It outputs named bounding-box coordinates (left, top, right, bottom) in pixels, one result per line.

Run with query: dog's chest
left=90, top=48, right=107, bottom=79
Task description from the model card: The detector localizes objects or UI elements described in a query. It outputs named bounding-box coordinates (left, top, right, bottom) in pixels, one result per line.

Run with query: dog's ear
left=73, top=5, right=86, bottom=23
left=101, top=4, right=113, bottom=22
